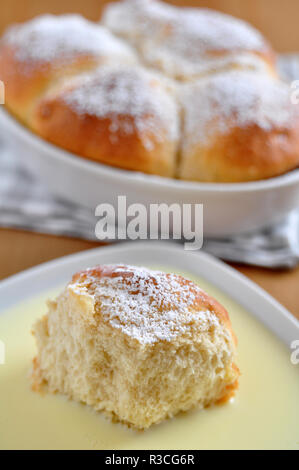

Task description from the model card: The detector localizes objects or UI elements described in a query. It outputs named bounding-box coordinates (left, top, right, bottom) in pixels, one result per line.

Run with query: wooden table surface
left=0, top=0, right=299, bottom=318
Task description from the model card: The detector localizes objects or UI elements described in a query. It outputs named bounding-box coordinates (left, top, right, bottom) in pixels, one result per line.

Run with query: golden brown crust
left=0, top=45, right=103, bottom=124
left=32, top=263, right=240, bottom=427
left=217, top=374, right=239, bottom=404
left=32, top=96, right=176, bottom=176
left=180, top=71, right=299, bottom=182
left=30, top=66, right=178, bottom=177
left=31, top=357, right=46, bottom=393
left=72, top=265, right=236, bottom=341
left=180, top=123, right=299, bottom=183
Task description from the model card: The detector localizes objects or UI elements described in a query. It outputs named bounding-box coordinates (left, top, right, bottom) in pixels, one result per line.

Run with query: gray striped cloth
left=0, top=144, right=97, bottom=240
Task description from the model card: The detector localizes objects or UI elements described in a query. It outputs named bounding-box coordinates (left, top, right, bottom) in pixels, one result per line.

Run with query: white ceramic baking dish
left=1, top=107, right=299, bottom=237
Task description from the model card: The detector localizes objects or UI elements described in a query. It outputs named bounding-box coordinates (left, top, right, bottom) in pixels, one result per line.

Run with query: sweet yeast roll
left=1, top=2, right=298, bottom=183
left=102, top=0, right=276, bottom=80
left=31, top=65, right=179, bottom=177
left=0, top=14, right=137, bottom=123
left=179, top=70, right=299, bottom=183
left=32, top=264, right=240, bottom=429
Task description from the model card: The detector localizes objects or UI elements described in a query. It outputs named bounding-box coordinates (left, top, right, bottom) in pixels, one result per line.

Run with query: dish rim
left=1, top=106, right=299, bottom=194
left=0, top=241, right=298, bottom=348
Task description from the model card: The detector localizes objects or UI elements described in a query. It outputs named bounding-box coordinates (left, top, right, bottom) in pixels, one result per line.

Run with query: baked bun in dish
left=179, top=70, right=299, bottom=182
left=32, top=264, right=239, bottom=429
left=0, top=14, right=137, bottom=123
left=31, top=64, right=179, bottom=177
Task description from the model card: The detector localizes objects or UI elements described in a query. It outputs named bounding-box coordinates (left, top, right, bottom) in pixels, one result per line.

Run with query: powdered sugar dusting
left=143, top=50, right=270, bottom=80
left=181, top=70, right=296, bottom=147
left=3, top=14, right=136, bottom=64
left=70, top=265, right=220, bottom=344
left=103, top=0, right=269, bottom=78
left=62, top=65, right=179, bottom=148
